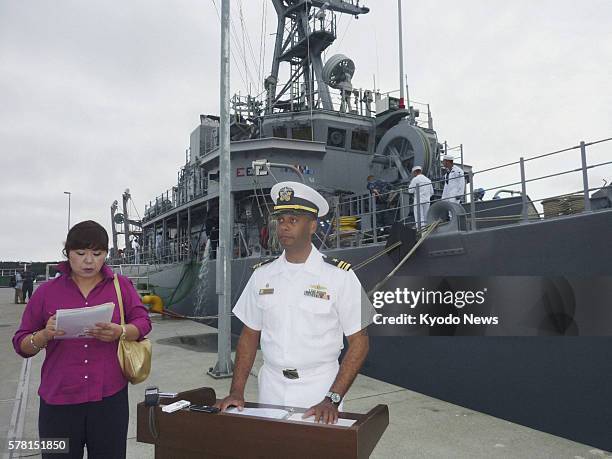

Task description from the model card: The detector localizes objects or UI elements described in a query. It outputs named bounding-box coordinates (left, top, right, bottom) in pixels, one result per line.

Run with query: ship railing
left=286, top=7, right=337, bottom=48
left=149, top=240, right=193, bottom=265
left=327, top=137, right=612, bottom=245
left=323, top=191, right=398, bottom=247
left=264, top=85, right=435, bottom=123
left=111, top=238, right=197, bottom=268
left=401, top=137, right=612, bottom=232
left=0, top=268, right=21, bottom=287
left=143, top=185, right=208, bottom=223
left=106, top=263, right=151, bottom=294
left=461, top=137, right=612, bottom=231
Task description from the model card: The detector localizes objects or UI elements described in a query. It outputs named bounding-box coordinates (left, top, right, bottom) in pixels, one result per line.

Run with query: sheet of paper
left=287, top=413, right=357, bottom=427
left=55, top=303, right=115, bottom=339
left=224, top=407, right=289, bottom=420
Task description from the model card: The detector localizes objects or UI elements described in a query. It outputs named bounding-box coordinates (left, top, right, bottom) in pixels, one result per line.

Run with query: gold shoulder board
left=251, top=257, right=278, bottom=270
left=323, top=256, right=352, bottom=271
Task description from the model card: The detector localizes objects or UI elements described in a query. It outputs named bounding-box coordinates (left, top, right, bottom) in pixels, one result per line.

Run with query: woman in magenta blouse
left=12, top=220, right=152, bottom=459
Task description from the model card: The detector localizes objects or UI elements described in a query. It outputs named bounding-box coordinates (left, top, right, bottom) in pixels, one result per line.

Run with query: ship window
left=273, top=126, right=287, bottom=138
left=292, top=126, right=312, bottom=141
left=351, top=130, right=369, bottom=151
left=327, top=127, right=346, bottom=148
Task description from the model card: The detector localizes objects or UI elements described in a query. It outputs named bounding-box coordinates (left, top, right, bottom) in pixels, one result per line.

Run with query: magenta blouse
left=12, top=262, right=152, bottom=405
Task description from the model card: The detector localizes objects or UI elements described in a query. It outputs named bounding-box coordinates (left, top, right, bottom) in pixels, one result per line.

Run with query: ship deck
left=2, top=287, right=609, bottom=458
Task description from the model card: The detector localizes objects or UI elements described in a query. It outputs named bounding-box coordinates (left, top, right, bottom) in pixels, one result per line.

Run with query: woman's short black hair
left=63, top=220, right=109, bottom=256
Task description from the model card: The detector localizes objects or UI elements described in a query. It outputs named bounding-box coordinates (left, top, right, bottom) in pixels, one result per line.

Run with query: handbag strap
left=113, top=274, right=126, bottom=326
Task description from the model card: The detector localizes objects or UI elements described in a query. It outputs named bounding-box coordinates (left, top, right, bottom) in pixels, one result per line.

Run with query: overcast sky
left=1, top=0, right=611, bottom=261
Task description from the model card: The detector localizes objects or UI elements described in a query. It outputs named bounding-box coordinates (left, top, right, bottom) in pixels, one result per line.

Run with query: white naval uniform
left=233, top=245, right=374, bottom=409
left=132, top=240, right=141, bottom=264
left=441, top=164, right=465, bottom=203
left=408, top=174, right=434, bottom=225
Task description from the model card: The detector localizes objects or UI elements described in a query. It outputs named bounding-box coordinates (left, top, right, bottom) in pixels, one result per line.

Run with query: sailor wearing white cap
left=408, top=166, right=434, bottom=227
left=441, top=155, right=465, bottom=203
left=217, top=181, right=375, bottom=425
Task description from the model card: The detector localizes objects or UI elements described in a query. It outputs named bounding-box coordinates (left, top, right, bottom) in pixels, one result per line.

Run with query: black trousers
left=39, top=386, right=128, bottom=459
left=22, top=283, right=33, bottom=301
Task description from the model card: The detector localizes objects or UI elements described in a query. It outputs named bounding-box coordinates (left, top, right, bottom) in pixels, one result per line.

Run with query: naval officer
left=441, top=155, right=465, bottom=204
left=408, top=165, right=434, bottom=227
left=216, top=181, right=374, bottom=424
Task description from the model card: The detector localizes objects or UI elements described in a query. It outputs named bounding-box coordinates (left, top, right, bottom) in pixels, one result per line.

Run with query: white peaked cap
left=270, top=181, right=329, bottom=217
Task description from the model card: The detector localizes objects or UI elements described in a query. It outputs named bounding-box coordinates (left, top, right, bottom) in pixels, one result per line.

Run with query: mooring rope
left=352, top=241, right=402, bottom=271
left=367, top=220, right=441, bottom=298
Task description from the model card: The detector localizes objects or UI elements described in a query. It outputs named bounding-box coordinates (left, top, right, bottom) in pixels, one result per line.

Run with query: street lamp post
left=63, top=191, right=71, bottom=232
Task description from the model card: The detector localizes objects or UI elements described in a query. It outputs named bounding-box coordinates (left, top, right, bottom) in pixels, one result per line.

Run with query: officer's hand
left=302, top=398, right=339, bottom=424
left=215, top=392, right=245, bottom=411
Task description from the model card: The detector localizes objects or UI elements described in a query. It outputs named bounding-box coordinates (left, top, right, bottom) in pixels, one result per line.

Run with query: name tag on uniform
left=304, top=284, right=330, bottom=300
left=259, top=288, right=274, bottom=295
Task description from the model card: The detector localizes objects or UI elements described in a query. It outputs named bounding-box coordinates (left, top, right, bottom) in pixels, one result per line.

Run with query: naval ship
left=108, top=1, right=612, bottom=451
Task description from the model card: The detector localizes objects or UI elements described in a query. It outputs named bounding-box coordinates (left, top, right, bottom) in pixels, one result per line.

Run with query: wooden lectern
left=137, top=387, right=389, bottom=458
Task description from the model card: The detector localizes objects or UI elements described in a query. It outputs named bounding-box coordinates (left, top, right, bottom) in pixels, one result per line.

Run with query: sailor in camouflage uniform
left=217, top=181, right=374, bottom=424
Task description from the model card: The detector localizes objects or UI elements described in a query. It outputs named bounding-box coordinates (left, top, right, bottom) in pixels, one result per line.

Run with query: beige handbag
left=113, top=274, right=152, bottom=384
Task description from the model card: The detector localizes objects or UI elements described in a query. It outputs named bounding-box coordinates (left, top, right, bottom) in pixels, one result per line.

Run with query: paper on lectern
left=287, top=413, right=356, bottom=427
left=224, top=407, right=289, bottom=419
left=54, top=303, right=115, bottom=339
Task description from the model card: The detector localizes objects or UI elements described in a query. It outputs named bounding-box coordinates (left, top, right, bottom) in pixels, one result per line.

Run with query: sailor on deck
left=441, top=155, right=465, bottom=204
left=217, top=181, right=374, bottom=424
left=408, top=166, right=434, bottom=227
left=131, top=236, right=141, bottom=264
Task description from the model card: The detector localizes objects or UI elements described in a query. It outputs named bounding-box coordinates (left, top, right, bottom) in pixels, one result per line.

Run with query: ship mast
left=265, top=0, right=369, bottom=114
left=397, top=0, right=406, bottom=109
left=122, top=190, right=131, bottom=259
left=209, top=0, right=233, bottom=378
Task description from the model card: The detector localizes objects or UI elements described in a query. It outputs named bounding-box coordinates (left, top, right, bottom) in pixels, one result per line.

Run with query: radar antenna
left=322, top=53, right=355, bottom=112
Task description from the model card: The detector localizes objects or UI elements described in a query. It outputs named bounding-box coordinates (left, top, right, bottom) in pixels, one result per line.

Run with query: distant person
left=205, top=216, right=219, bottom=257
left=168, top=232, right=176, bottom=260
left=441, top=155, right=465, bottom=204
left=192, top=230, right=206, bottom=258
left=366, top=175, right=395, bottom=232
left=10, top=271, right=23, bottom=304
left=22, top=270, right=34, bottom=302
left=132, top=237, right=141, bottom=264
left=12, top=220, right=152, bottom=459
left=14, top=271, right=23, bottom=304
left=408, top=166, right=434, bottom=227
left=155, top=233, right=163, bottom=261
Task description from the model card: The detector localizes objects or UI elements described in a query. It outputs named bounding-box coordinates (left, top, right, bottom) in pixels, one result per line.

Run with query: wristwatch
left=325, top=391, right=342, bottom=406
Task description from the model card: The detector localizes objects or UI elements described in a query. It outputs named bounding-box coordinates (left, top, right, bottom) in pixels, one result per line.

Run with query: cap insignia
left=278, top=187, right=294, bottom=202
